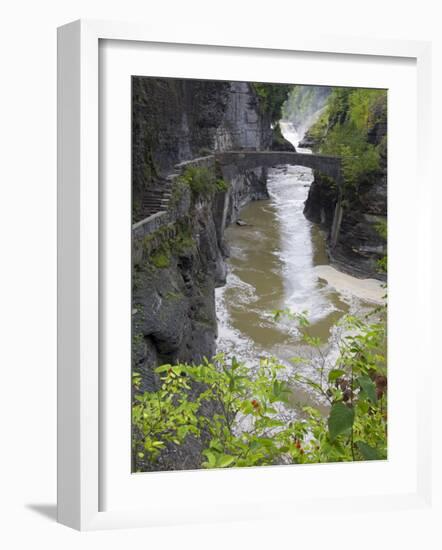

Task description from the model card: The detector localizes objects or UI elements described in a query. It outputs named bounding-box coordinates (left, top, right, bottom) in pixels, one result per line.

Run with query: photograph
left=131, top=77, right=388, bottom=473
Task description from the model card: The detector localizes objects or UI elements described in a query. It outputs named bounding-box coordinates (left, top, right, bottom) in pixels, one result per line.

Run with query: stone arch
left=215, top=151, right=342, bottom=184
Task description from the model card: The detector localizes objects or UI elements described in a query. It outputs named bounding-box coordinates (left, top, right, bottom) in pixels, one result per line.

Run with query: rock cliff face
left=304, top=165, right=387, bottom=279
left=332, top=157, right=387, bottom=279
left=132, top=78, right=287, bottom=395
left=132, top=79, right=275, bottom=221
left=132, top=196, right=227, bottom=394
left=214, top=81, right=274, bottom=151
left=303, top=91, right=387, bottom=280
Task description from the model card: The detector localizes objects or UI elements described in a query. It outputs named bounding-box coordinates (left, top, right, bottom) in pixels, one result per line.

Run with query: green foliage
left=349, top=90, right=374, bottom=130
left=215, top=178, right=229, bottom=192
left=251, top=83, right=292, bottom=123
left=356, top=441, right=380, bottom=460
left=290, top=311, right=387, bottom=463
left=305, top=109, right=329, bottom=142
left=132, top=366, right=201, bottom=463
left=144, top=223, right=196, bottom=269
left=377, top=256, right=388, bottom=273
left=376, top=219, right=388, bottom=240
left=132, top=310, right=387, bottom=470
left=320, top=124, right=380, bottom=186
left=150, top=246, right=170, bottom=268
left=349, top=89, right=387, bottom=131
left=170, top=225, right=195, bottom=255
left=307, top=87, right=387, bottom=188
left=328, top=402, right=355, bottom=441
left=132, top=371, right=142, bottom=390
left=375, top=219, right=388, bottom=274
left=169, top=179, right=188, bottom=208
left=179, top=166, right=228, bottom=200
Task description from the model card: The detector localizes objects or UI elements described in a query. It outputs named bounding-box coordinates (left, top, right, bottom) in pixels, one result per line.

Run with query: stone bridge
left=133, top=150, right=344, bottom=247
left=215, top=150, right=342, bottom=183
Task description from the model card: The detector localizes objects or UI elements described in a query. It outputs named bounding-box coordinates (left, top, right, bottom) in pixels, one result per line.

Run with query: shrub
left=132, top=309, right=387, bottom=470
left=150, top=245, right=170, bottom=268
left=179, top=166, right=228, bottom=200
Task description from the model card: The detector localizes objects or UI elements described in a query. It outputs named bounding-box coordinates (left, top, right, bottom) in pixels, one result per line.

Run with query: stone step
left=142, top=193, right=171, bottom=199
left=142, top=199, right=170, bottom=205
left=141, top=186, right=173, bottom=218
left=148, top=188, right=172, bottom=194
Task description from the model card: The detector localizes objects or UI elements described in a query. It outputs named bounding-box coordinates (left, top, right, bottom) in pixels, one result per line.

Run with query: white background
left=0, top=0, right=441, bottom=548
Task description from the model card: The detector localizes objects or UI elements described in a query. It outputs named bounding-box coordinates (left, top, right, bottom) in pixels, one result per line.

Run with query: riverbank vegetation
left=305, top=87, right=387, bottom=188
left=251, top=83, right=292, bottom=124
left=132, top=308, right=387, bottom=471
left=178, top=165, right=229, bottom=200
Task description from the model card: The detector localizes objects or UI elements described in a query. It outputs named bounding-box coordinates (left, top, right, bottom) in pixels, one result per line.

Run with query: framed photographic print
left=57, top=19, right=432, bottom=530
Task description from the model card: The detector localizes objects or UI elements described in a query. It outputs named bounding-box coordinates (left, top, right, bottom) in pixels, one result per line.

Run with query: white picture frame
left=57, top=19, right=433, bottom=531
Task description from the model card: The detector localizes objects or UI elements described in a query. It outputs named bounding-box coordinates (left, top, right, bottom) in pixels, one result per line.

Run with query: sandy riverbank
left=314, top=265, right=386, bottom=305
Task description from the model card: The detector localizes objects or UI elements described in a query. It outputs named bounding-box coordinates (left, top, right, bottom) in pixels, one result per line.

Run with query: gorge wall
left=132, top=78, right=290, bottom=400
left=132, top=78, right=277, bottom=221
left=302, top=89, right=387, bottom=279
left=304, top=160, right=387, bottom=279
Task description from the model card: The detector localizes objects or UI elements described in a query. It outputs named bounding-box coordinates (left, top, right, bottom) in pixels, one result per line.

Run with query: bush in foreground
left=132, top=311, right=387, bottom=471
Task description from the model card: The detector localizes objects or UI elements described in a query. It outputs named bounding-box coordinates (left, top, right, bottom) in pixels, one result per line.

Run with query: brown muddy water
left=215, top=122, right=376, bottom=411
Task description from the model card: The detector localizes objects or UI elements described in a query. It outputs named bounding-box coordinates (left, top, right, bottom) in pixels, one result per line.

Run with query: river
left=215, top=121, right=383, bottom=406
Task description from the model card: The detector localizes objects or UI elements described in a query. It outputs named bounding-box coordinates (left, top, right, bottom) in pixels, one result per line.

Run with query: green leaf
left=328, top=403, right=355, bottom=441
left=240, top=400, right=254, bottom=414
left=356, top=441, right=380, bottom=460
left=271, top=379, right=290, bottom=402
left=210, top=440, right=224, bottom=453
left=358, top=375, right=377, bottom=403
left=155, top=364, right=172, bottom=373
left=203, top=450, right=217, bottom=468
left=217, top=454, right=235, bottom=468
left=328, top=369, right=345, bottom=382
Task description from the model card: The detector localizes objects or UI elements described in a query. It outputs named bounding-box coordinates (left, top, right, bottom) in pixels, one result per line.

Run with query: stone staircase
left=141, top=185, right=172, bottom=218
